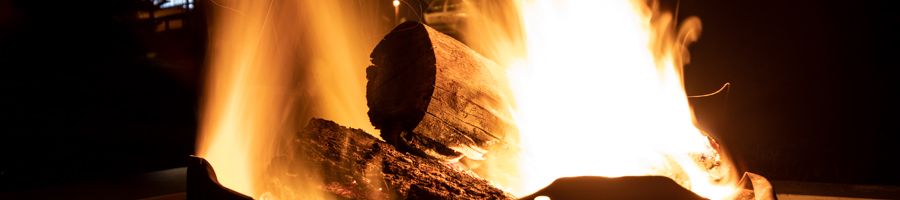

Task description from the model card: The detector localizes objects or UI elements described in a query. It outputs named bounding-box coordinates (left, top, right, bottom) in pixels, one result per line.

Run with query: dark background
left=1, top=0, right=205, bottom=192
left=678, top=0, right=900, bottom=186
left=1, top=0, right=898, bottom=193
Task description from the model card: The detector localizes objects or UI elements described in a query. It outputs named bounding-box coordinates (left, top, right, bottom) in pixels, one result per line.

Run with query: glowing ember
left=468, top=0, right=740, bottom=199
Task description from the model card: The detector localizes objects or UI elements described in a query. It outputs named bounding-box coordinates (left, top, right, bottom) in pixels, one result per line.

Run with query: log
left=366, top=21, right=510, bottom=161
left=265, top=118, right=513, bottom=200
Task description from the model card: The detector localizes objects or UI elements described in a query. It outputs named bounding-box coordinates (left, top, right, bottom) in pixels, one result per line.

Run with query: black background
left=679, top=0, right=900, bottom=185
left=2, top=0, right=899, bottom=193
left=1, top=0, right=202, bottom=191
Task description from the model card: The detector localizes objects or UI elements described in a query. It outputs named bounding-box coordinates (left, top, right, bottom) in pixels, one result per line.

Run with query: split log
left=366, top=21, right=510, bottom=161
left=265, top=118, right=513, bottom=200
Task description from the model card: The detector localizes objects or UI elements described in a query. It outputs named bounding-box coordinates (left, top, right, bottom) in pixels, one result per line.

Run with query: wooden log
left=265, top=118, right=513, bottom=200
left=366, top=21, right=510, bottom=161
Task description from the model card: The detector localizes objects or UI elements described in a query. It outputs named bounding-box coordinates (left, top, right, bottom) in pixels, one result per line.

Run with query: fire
left=468, top=0, right=739, bottom=199
left=197, top=0, right=738, bottom=198
left=196, top=0, right=388, bottom=198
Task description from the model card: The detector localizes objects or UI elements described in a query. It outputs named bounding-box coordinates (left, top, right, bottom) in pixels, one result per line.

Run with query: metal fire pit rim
left=186, top=155, right=254, bottom=200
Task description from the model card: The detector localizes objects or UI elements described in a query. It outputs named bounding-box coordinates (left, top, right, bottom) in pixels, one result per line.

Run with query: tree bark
left=366, top=21, right=510, bottom=161
left=266, top=118, right=513, bottom=200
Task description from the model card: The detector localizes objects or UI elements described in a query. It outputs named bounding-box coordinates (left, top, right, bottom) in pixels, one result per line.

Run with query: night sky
left=2, top=0, right=899, bottom=193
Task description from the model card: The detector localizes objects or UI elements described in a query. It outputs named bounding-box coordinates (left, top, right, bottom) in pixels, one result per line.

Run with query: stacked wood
left=265, top=118, right=513, bottom=200
left=366, top=21, right=511, bottom=162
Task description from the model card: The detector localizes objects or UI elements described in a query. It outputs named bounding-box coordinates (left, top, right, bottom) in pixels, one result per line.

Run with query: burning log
left=366, top=21, right=510, bottom=161
left=266, top=118, right=513, bottom=199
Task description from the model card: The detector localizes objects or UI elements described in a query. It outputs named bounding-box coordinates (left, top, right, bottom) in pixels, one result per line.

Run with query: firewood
left=265, top=118, right=513, bottom=200
left=366, top=21, right=510, bottom=161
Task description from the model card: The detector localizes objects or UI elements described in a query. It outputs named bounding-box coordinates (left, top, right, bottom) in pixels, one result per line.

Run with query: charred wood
left=366, top=21, right=510, bottom=161
left=266, top=118, right=513, bottom=200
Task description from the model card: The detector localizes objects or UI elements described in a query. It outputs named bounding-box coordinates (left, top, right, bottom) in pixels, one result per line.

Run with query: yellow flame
left=196, top=0, right=388, bottom=198
left=466, top=0, right=739, bottom=198
left=197, top=0, right=738, bottom=198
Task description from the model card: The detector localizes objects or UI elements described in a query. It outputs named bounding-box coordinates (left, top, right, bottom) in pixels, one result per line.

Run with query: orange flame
left=196, top=0, right=389, bottom=198
left=197, top=0, right=738, bottom=199
left=465, top=0, right=739, bottom=199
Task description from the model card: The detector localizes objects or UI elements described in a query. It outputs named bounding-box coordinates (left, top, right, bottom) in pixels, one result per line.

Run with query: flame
left=196, top=0, right=738, bottom=198
left=466, top=0, right=739, bottom=198
left=196, top=0, right=388, bottom=198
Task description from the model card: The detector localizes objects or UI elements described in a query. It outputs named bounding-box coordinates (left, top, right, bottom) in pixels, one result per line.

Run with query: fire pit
left=191, top=0, right=775, bottom=199
left=187, top=117, right=775, bottom=200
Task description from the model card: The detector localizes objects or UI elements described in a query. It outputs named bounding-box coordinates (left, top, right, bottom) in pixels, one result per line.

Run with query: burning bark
left=366, top=21, right=510, bottom=162
left=266, top=118, right=513, bottom=200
